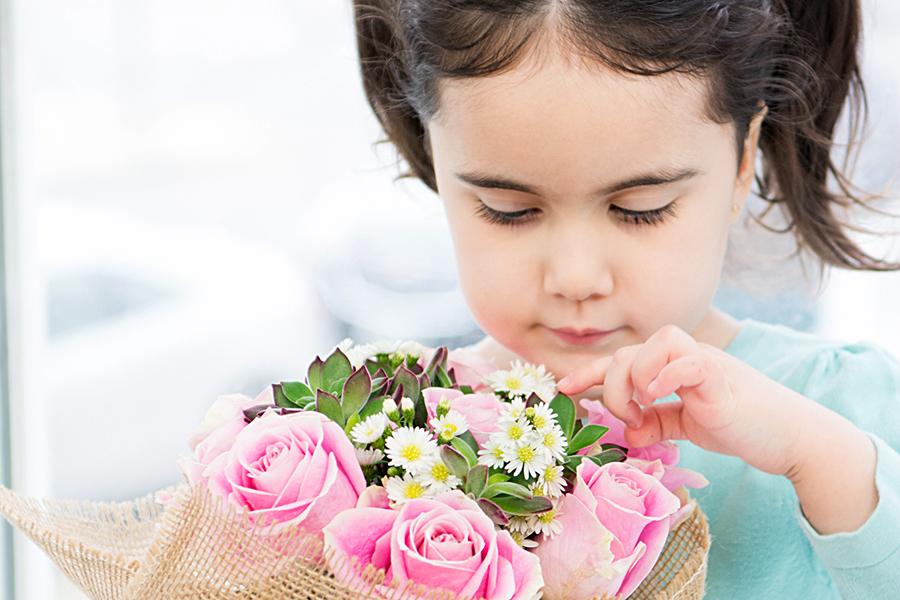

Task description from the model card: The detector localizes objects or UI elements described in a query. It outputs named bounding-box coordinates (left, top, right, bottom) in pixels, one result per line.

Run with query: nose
left=541, top=230, right=614, bottom=302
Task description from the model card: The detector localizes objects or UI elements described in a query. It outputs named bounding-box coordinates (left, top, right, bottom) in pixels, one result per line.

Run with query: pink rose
left=193, top=410, right=366, bottom=533
left=422, top=388, right=506, bottom=444
left=420, top=348, right=497, bottom=392
left=179, top=388, right=273, bottom=484
left=533, top=461, right=680, bottom=600
left=580, top=399, right=708, bottom=491
left=323, top=491, right=543, bottom=600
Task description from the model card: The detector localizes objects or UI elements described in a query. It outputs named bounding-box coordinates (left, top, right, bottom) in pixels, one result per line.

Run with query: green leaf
left=282, top=381, right=313, bottom=402
left=440, top=445, right=471, bottom=479
left=390, top=367, right=420, bottom=403
left=487, top=472, right=510, bottom=486
left=342, top=367, right=372, bottom=422
left=465, top=465, right=489, bottom=498
left=434, top=367, right=452, bottom=389
left=459, top=385, right=474, bottom=395
left=423, top=347, right=447, bottom=382
left=359, top=395, right=388, bottom=420
left=344, top=412, right=361, bottom=436
left=307, top=356, right=324, bottom=391
left=456, top=431, right=480, bottom=457
left=476, top=498, right=509, bottom=526
left=586, top=448, right=627, bottom=466
left=490, top=495, right=553, bottom=516
left=450, top=437, right=478, bottom=467
left=273, top=384, right=298, bottom=409
left=565, top=454, right=586, bottom=472
left=322, top=349, right=353, bottom=387
left=549, top=393, right=576, bottom=441
left=413, top=395, right=428, bottom=428
left=315, top=390, right=344, bottom=425
left=481, top=482, right=533, bottom=500
left=567, top=424, right=610, bottom=454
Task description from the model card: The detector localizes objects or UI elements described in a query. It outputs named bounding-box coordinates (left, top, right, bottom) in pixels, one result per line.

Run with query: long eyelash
left=610, top=201, right=678, bottom=226
left=474, top=202, right=537, bottom=227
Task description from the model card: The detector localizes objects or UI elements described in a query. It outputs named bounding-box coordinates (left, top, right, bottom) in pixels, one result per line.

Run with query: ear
left=731, top=105, right=767, bottom=223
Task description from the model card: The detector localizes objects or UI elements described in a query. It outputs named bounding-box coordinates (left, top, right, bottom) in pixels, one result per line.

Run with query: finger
left=647, top=351, right=727, bottom=405
left=599, top=346, right=643, bottom=428
left=557, top=355, right=613, bottom=394
left=624, top=401, right=688, bottom=447
left=630, top=326, right=697, bottom=405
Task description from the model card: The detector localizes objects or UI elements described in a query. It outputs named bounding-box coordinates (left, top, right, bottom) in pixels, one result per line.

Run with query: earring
left=732, top=203, right=740, bottom=212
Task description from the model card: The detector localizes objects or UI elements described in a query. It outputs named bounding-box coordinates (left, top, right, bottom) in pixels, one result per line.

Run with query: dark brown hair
left=354, top=0, right=897, bottom=271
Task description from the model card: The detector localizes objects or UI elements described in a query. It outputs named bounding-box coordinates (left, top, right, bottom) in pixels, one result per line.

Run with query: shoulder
left=730, top=319, right=900, bottom=433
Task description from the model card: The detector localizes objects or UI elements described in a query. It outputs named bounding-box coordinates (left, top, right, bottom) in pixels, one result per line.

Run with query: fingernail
left=647, top=379, right=660, bottom=394
left=558, top=376, right=570, bottom=388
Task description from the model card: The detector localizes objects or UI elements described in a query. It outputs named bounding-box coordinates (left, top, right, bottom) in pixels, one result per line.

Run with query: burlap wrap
left=0, top=484, right=708, bottom=600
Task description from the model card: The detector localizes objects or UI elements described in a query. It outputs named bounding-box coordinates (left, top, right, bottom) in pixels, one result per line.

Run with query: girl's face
left=427, top=53, right=758, bottom=378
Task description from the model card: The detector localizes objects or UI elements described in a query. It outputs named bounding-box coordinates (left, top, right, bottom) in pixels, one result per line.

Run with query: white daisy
left=503, top=440, right=552, bottom=479
left=501, top=397, right=529, bottom=422
left=341, top=341, right=376, bottom=369
left=485, top=369, right=538, bottom=397
left=430, top=410, right=469, bottom=442
left=528, top=403, right=558, bottom=432
left=385, top=427, right=438, bottom=472
left=537, top=464, right=566, bottom=498
left=507, top=516, right=534, bottom=536
left=528, top=506, right=563, bottom=538
left=536, top=425, right=568, bottom=462
left=350, top=413, right=389, bottom=444
left=398, top=340, right=424, bottom=359
left=511, top=360, right=557, bottom=400
left=499, top=415, right=535, bottom=446
left=417, top=460, right=461, bottom=493
left=368, top=340, right=401, bottom=356
left=477, top=437, right=506, bottom=469
left=381, top=398, right=400, bottom=421
left=384, top=473, right=431, bottom=504
left=508, top=529, right=539, bottom=548
left=355, top=448, right=385, bottom=466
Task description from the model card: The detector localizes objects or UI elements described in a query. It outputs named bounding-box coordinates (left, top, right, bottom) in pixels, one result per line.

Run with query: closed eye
left=474, top=202, right=540, bottom=227
left=609, top=201, right=678, bottom=226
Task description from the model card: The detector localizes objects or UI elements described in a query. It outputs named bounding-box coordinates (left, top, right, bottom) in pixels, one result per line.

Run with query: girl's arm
left=557, top=324, right=878, bottom=534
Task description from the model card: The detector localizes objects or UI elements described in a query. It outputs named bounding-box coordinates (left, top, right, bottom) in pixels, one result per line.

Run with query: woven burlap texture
left=0, top=484, right=708, bottom=600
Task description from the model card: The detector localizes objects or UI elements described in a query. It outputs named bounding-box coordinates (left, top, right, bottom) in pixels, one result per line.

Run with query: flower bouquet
left=0, top=341, right=710, bottom=600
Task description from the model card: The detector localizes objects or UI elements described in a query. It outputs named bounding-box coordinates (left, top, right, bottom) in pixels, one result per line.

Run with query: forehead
left=428, top=52, right=735, bottom=189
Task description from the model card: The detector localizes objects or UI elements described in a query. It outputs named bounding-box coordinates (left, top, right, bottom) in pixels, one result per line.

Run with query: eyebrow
left=455, top=168, right=703, bottom=196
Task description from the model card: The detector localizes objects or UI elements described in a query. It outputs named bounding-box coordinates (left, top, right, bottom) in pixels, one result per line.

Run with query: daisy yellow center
left=404, top=481, right=425, bottom=499
left=401, top=444, right=422, bottom=462
left=516, top=446, right=535, bottom=462
left=532, top=415, right=547, bottom=429
left=538, top=510, right=556, bottom=523
left=542, top=432, right=557, bottom=446
left=443, top=424, right=458, bottom=436
left=492, top=446, right=504, bottom=459
left=506, top=377, right=523, bottom=390
left=431, top=462, right=450, bottom=482
left=544, top=466, right=560, bottom=481
left=507, top=425, right=524, bottom=440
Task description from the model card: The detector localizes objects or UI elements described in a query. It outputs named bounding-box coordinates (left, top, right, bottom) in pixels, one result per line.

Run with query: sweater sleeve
left=796, top=434, right=900, bottom=600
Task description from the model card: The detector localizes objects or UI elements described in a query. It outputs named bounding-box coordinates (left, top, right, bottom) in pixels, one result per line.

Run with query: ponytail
left=756, top=0, right=894, bottom=270
left=354, top=1, right=436, bottom=189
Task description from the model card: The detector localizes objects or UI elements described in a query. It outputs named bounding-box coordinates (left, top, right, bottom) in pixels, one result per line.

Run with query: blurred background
left=0, top=1, right=897, bottom=599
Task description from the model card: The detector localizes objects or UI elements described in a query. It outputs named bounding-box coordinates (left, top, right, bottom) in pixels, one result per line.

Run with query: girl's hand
left=557, top=325, right=878, bottom=535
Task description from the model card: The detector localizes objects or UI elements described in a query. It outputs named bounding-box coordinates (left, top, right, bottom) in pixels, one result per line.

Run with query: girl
left=352, top=1, right=900, bottom=598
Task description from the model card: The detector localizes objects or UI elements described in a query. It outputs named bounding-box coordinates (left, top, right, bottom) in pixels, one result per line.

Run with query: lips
left=549, top=327, right=613, bottom=346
